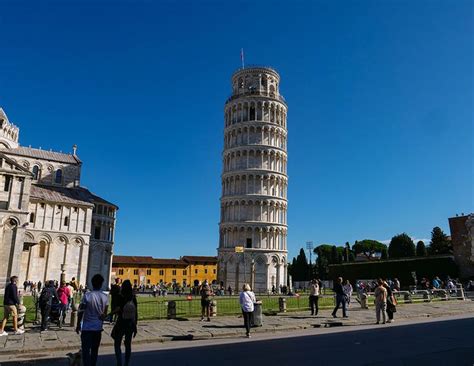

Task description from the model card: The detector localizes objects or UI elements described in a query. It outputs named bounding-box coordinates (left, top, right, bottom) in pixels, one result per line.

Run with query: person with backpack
left=110, top=280, right=137, bottom=366
left=39, top=280, right=59, bottom=332
left=200, top=280, right=213, bottom=321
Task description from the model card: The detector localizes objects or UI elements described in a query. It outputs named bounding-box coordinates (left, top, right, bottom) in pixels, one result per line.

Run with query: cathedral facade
left=217, top=66, right=288, bottom=293
left=0, top=108, right=117, bottom=290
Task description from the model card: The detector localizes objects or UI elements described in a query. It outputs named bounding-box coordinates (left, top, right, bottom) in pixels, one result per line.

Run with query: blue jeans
left=81, top=330, right=102, bottom=366
left=332, top=294, right=347, bottom=317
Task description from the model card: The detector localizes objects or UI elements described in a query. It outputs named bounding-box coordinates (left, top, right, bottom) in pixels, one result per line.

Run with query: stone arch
left=55, top=235, right=69, bottom=246
left=19, top=159, right=30, bottom=169
left=24, top=231, right=35, bottom=243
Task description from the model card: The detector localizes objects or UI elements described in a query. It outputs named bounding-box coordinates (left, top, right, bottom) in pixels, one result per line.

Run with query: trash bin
left=360, top=293, right=368, bottom=309
left=210, top=300, right=217, bottom=317
left=278, top=297, right=286, bottom=312
left=252, top=301, right=263, bottom=327
left=167, top=300, right=176, bottom=319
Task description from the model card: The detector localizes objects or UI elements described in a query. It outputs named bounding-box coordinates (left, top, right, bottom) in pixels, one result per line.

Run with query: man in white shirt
left=76, top=274, right=108, bottom=366
left=309, top=279, right=320, bottom=316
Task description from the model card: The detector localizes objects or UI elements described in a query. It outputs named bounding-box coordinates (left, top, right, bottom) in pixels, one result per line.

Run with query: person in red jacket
left=57, top=281, right=71, bottom=323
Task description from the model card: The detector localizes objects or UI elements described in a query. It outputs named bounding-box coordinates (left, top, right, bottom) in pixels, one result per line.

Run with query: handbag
left=387, top=302, right=397, bottom=313
left=110, top=324, right=118, bottom=340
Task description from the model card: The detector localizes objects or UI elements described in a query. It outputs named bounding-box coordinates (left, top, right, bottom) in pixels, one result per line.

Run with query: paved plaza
left=0, top=300, right=473, bottom=362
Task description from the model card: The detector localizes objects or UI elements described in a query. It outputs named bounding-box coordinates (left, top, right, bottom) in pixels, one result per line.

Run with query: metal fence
left=358, top=285, right=465, bottom=307
left=136, top=294, right=336, bottom=320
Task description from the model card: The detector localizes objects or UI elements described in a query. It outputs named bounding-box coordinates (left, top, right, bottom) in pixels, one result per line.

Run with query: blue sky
left=0, top=1, right=472, bottom=260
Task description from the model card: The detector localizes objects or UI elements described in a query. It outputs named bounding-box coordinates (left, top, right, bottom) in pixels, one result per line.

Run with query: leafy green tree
left=290, top=248, right=310, bottom=281
left=388, top=233, right=416, bottom=258
left=416, top=240, right=427, bottom=256
left=352, top=239, right=387, bottom=260
left=381, top=246, right=388, bottom=260
left=314, top=244, right=343, bottom=279
left=429, top=227, right=452, bottom=254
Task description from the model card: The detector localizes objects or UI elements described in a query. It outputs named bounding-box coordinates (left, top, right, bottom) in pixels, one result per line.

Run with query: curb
left=0, top=309, right=470, bottom=358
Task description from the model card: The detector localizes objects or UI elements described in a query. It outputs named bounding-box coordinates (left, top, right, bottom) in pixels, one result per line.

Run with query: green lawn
left=0, top=294, right=335, bottom=322
left=0, top=296, right=37, bottom=323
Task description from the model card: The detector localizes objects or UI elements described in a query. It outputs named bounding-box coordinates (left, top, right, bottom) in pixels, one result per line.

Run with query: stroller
left=49, top=298, right=66, bottom=328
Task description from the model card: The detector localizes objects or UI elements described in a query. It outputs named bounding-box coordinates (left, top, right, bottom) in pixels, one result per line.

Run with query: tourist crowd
left=0, top=273, right=470, bottom=365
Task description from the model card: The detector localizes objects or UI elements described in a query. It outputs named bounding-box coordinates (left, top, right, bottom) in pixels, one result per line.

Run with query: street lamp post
left=306, top=241, right=314, bottom=281
left=251, top=259, right=255, bottom=290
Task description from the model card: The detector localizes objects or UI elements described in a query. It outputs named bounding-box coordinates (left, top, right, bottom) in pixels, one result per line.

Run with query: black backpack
left=39, top=287, right=52, bottom=307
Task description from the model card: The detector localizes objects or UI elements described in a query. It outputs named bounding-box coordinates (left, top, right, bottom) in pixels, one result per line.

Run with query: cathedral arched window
left=32, top=165, right=40, bottom=180
left=55, top=169, right=62, bottom=184
left=39, top=241, right=46, bottom=258
left=29, top=213, right=35, bottom=223
left=64, top=216, right=69, bottom=226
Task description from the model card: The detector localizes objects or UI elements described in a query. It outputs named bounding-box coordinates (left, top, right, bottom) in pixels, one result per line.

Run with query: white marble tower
left=217, top=66, right=288, bottom=293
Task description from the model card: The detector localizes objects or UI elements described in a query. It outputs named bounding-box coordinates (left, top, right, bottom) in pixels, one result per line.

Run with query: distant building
left=0, top=108, right=117, bottom=290
left=449, top=213, right=474, bottom=279
left=181, top=256, right=218, bottom=286
left=355, top=253, right=382, bottom=262
left=111, top=255, right=217, bottom=286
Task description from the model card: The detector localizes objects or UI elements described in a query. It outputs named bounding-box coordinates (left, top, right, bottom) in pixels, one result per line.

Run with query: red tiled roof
left=112, top=255, right=186, bottom=266
left=181, top=256, right=218, bottom=264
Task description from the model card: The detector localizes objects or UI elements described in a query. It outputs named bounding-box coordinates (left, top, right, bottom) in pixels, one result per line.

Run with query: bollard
left=404, top=292, right=412, bottom=304
left=252, top=301, right=263, bottom=327
left=278, top=297, right=287, bottom=312
left=456, top=285, right=465, bottom=300
left=421, top=290, right=430, bottom=302
left=210, top=300, right=217, bottom=317
left=70, top=303, right=78, bottom=327
left=17, top=304, right=27, bottom=330
left=441, top=290, right=448, bottom=301
left=167, top=300, right=176, bottom=319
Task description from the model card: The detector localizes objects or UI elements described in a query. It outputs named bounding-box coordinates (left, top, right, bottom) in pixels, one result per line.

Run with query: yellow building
left=181, top=256, right=218, bottom=286
left=111, top=255, right=217, bottom=287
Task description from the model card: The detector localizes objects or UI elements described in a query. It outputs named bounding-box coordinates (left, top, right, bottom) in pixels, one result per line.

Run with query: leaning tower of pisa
left=217, top=66, right=288, bottom=294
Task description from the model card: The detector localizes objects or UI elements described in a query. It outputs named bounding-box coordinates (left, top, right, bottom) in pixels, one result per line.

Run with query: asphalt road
left=4, top=316, right=474, bottom=366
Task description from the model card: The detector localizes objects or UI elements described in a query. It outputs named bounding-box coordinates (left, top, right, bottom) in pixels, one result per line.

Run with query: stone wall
left=449, top=214, right=474, bottom=279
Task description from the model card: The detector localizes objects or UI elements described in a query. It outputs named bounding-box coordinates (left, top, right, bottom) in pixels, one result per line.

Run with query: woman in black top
left=383, top=281, right=396, bottom=323
left=111, top=280, right=138, bottom=366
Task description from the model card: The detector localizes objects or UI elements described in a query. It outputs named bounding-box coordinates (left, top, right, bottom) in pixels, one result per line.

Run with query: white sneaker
left=0, top=331, right=8, bottom=336
left=14, top=329, right=24, bottom=335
